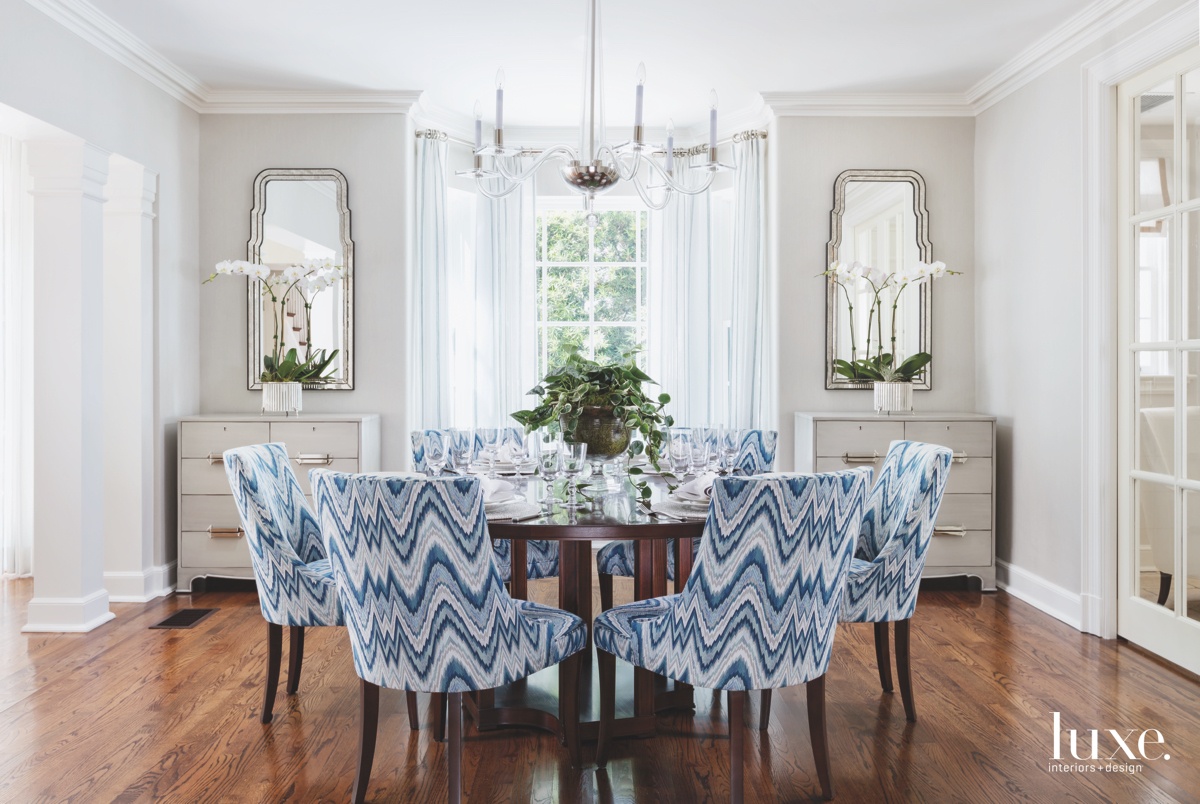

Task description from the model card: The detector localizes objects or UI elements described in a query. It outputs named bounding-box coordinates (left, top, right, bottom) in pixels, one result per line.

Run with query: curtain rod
left=415, top=128, right=766, bottom=154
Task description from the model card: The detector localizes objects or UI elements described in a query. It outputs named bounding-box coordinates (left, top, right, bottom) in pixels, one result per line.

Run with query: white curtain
left=728, top=134, right=775, bottom=429
left=408, top=132, right=452, bottom=436
left=466, top=167, right=537, bottom=427
left=1, top=134, right=33, bottom=577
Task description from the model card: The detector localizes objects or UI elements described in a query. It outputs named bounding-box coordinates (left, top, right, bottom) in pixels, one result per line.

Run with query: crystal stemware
left=477, top=427, right=502, bottom=479
left=424, top=434, right=447, bottom=477
left=721, top=427, right=744, bottom=474
left=561, top=441, right=589, bottom=510
left=508, top=430, right=533, bottom=477
left=669, top=428, right=692, bottom=476
left=447, top=428, right=473, bottom=474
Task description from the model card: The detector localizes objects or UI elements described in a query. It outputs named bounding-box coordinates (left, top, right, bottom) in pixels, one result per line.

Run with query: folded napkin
left=674, top=473, right=718, bottom=502
left=480, top=477, right=516, bottom=503
left=652, top=499, right=710, bottom=521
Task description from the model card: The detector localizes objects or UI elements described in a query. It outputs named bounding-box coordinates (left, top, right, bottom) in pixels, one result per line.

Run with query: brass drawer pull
left=933, top=526, right=967, bottom=538
left=841, top=451, right=879, bottom=464
left=208, top=526, right=244, bottom=539
left=295, top=453, right=334, bottom=466
left=952, top=452, right=969, bottom=464
left=207, top=452, right=225, bottom=466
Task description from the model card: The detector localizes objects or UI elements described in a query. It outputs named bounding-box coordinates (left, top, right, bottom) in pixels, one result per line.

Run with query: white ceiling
left=86, top=0, right=1093, bottom=128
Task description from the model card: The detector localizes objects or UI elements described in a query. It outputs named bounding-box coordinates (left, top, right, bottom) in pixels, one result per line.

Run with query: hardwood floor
left=3, top=571, right=1200, bottom=803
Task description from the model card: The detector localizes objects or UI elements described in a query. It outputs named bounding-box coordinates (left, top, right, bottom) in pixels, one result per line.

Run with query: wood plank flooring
left=3, top=570, right=1200, bottom=803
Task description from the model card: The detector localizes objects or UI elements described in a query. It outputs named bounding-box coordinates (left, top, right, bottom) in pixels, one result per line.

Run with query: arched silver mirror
left=247, top=168, right=354, bottom=389
left=825, top=169, right=931, bottom=390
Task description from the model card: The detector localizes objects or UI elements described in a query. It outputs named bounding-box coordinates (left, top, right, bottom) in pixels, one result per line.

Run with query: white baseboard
left=996, top=559, right=1083, bottom=631
left=105, top=561, right=176, bottom=603
left=22, top=588, right=116, bottom=633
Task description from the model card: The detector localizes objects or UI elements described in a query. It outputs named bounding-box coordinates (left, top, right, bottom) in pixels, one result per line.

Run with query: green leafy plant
left=262, top=347, right=340, bottom=383
left=511, top=351, right=674, bottom=503
left=834, top=352, right=931, bottom=383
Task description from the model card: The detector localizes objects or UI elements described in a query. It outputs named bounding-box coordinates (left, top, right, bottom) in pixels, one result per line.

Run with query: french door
left=1117, top=47, right=1200, bottom=672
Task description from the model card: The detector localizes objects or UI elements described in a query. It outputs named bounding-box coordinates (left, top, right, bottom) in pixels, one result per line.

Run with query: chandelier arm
left=641, top=155, right=716, bottom=195
left=491, top=145, right=578, bottom=184
left=475, top=175, right=525, bottom=200
left=630, top=174, right=674, bottom=211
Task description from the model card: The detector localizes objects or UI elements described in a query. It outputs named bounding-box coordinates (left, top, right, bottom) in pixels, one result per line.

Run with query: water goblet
left=477, top=427, right=502, bottom=478
left=424, top=434, right=447, bottom=477
left=689, top=440, right=710, bottom=476
left=508, top=430, right=534, bottom=478
left=447, top=428, right=472, bottom=474
left=560, top=441, right=589, bottom=510
left=721, top=427, right=745, bottom=474
left=669, top=430, right=691, bottom=476
left=538, top=437, right=564, bottom=504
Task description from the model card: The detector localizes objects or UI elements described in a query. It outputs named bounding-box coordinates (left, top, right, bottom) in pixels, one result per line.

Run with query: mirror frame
left=247, top=168, right=354, bottom=390
left=825, top=168, right=932, bottom=390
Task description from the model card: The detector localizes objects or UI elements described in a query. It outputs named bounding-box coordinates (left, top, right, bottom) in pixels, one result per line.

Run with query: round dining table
left=470, top=474, right=707, bottom=746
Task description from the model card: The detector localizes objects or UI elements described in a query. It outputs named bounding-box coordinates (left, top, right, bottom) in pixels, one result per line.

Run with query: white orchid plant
left=822, top=259, right=958, bottom=383
left=205, top=258, right=344, bottom=384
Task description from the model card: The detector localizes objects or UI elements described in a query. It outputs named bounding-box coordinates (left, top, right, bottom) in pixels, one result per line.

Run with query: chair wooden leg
left=1158, top=572, right=1173, bottom=606
left=599, top=572, right=614, bottom=613
left=729, top=690, right=745, bottom=804
left=353, top=680, right=379, bottom=804
left=807, top=674, right=833, bottom=800
left=448, top=692, right=463, bottom=804
left=873, top=622, right=893, bottom=693
left=595, top=649, right=615, bottom=768
left=286, top=626, right=305, bottom=695
left=406, top=691, right=419, bottom=731
left=895, top=619, right=916, bottom=723
left=759, top=689, right=772, bottom=730
left=262, top=622, right=282, bottom=724
left=432, top=692, right=448, bottom=742
left=561, top=652, right=582, bottom=767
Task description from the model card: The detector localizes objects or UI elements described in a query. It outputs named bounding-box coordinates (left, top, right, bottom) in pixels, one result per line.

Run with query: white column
left=102, top=156, right=162, bottom=602
left=22, top=141, right=113, bottom=633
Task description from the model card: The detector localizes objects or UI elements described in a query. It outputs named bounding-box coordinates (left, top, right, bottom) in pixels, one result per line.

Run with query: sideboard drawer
left=180, top=495, right=241, bottom=532
left=815, top=421, right=905, bottom=458
left=181, top=531, right=253, bottom=568
left=270, top=422, right=360, bottom=458
left=180, top=422, right=271, bottom=459
left=945, top=457, right=992, bottom=495
left=292, top=458, right=358, bottom=495
left=904, top=421, right=993, bottom=458
left=935, top=494, right=991, bottom=531
left=180, top=459, right=235, bottom=495
left=926, top=530, right=992, bottom=567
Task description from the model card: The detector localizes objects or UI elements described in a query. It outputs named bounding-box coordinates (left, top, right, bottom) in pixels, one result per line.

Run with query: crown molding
left=202, top=90, right=421, bottom=114
left=26, top=0, right=207, bottom=111
left=761, top=92, right=973, bottom=117
left=965, top=0, right=1170, bottom=113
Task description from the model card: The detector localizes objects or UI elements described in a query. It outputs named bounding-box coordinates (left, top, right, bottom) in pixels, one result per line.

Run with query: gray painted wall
left=198, top=114, right=409, bottom=467
left=773, top=115, right=977, bottom=471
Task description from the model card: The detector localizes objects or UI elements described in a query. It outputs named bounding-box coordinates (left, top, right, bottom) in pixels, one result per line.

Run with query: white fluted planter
left=873, top=381, right=913, bottom=414
left=262, top=382, right=303, bottom=416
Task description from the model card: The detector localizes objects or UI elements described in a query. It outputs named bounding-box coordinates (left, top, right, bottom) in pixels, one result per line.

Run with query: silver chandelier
left=458, top=0, right=729, bottom=224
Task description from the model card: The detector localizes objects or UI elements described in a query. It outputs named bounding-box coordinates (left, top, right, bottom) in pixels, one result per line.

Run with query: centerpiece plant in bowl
left=511, top=351, right=674, bottom=503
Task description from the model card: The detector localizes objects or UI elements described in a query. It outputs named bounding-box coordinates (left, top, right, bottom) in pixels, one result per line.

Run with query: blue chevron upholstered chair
left=411, top=428, right=560, bottom=589
left=595, top=429, right=779, bottom=611
left=222, top=443, right=420, bottom=729
left=839, top=440, right=953, bottom=724
left=594, top=469, right=872, bottom=802
left=312, top=471, right=588, bottom=804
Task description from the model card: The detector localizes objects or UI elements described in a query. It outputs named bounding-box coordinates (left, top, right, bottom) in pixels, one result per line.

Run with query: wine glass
left=669, top=429, right=692, bottom=476
left=538, top=436, right=564, bottom=505
left=507, top=430, right=533, bottom=478
left=560, top=441, right=589, bottom=510
left=689, top=439, right=710, bottom=477
left=477, top=427, right=502, bottom=479
left=447, top=428, right=472, bottom=474
left=424, top=433, right=447, bottom=477
left=721, top=427, right=744, bottom=474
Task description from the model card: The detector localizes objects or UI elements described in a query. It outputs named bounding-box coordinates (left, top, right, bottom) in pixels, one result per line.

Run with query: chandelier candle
left=665, top=120, right=674, bottom=173
left=709, top=90, right=718, bottom=159
left=495, top=68, right=504, bottom=146
left=634, top=62, right=646, bottom=143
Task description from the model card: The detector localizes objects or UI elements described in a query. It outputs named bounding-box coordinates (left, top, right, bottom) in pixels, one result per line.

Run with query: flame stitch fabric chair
left=411, top=427, right=559, bottom=586
left=313, top=471, right=587, bottom=804
left=838, top=440, right=953, bottom=723
left=596, top=429, right=779, bottom=611
left=223, top=443, right=422, bottom=727
left=593, top=469, right=872, bottom=802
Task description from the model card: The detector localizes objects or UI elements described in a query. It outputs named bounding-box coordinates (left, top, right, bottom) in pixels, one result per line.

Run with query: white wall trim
left=22, top=588, right=115, bottom=632
left=27, top=0, right=1193, bottom=121
left=967, top=0, right=1168, bottom=113
left=25, top=0, right=207, bottom=111
left=1079, top=2, right=1199, bottom=639
left=997, top=560, right=1083, bottom=630
left=762, top=92, right=973, bottom=118
left=105, top=561, right=175, bottom=603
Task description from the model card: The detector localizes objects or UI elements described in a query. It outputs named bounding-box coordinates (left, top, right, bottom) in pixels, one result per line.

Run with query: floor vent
left=150, top=609, right=218, bottom=629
